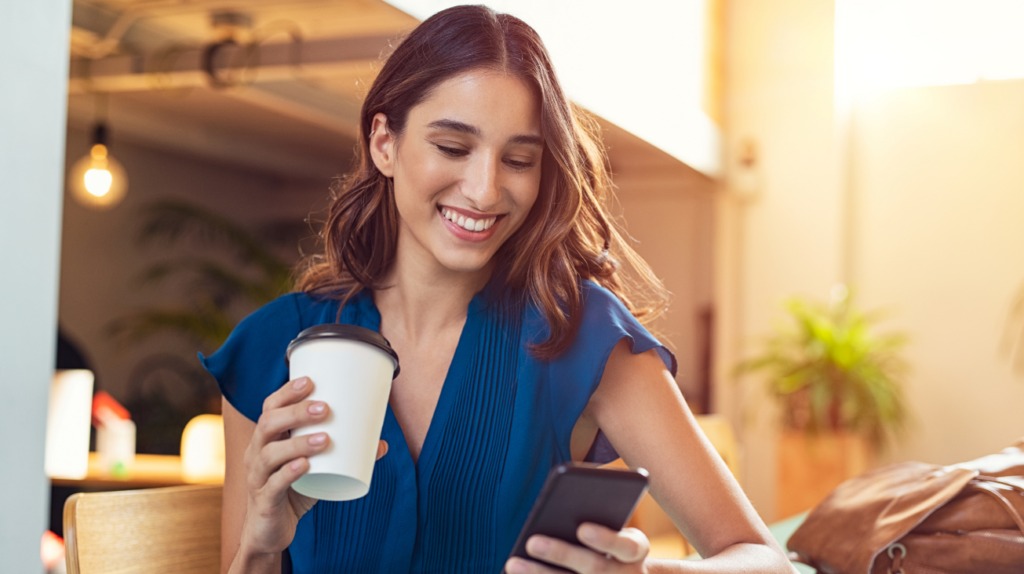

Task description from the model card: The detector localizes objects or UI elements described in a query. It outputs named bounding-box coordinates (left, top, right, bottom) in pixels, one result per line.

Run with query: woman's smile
left=439, top=206, right=501, bottom=240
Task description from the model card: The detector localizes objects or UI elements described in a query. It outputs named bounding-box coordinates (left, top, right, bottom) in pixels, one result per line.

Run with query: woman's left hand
left=505, top=523, right=650, bottom=573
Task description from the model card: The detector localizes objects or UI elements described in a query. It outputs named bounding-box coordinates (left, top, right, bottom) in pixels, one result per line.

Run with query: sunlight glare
left=837, top=0, right=1024, bottom=103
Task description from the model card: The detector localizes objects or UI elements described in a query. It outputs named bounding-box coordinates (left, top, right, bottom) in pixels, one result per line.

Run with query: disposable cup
left=286, top=323, right=399, bottom=501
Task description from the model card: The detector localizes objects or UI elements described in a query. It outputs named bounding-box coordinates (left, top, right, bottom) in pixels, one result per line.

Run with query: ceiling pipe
left=67, top=33, right=391, bottom=94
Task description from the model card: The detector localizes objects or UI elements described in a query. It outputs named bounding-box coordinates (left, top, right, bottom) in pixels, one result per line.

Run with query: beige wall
left=853, top=81, right=1024, bottom=465
left=719, top=0, right=843, bottom=519
left=719, top=0, right=1024, bottom=520
left=614, top=169, right=716, bottom=408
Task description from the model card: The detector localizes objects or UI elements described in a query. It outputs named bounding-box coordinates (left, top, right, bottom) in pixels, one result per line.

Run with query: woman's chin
left=433, top=250, right=498, bottom=278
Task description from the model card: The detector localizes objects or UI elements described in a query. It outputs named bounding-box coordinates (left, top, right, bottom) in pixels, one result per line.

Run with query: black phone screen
left=508, top=463, right=650, bottom=570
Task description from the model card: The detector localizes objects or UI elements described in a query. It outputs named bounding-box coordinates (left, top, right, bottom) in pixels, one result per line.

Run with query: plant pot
left=776, top=429, right=873, bottom=518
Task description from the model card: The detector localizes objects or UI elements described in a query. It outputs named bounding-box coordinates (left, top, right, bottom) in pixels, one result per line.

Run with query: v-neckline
left=358, top=289, right=487, bottom=474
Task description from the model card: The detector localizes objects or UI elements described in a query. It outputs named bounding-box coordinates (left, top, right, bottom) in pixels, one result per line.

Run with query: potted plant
left=736, top=285, right=910, bottom=516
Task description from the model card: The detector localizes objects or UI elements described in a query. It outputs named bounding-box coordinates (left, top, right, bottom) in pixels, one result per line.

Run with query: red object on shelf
left=91, top=390, right=130, bottom=427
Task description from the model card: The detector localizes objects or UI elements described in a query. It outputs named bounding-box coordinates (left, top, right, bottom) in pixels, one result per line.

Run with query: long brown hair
left=296, top=5, right=668, bottom=358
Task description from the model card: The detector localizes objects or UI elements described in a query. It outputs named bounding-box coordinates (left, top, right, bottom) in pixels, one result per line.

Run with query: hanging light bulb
left=69, top=123, right=128, bottom=209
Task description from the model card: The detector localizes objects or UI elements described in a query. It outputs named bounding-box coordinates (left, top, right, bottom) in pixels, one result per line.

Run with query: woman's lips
left=440, top=206, right=498, bottom=232
left=438, top=206, right=502, bottom=242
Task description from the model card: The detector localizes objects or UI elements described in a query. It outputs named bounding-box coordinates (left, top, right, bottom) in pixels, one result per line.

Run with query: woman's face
left=370, top=69, right=543, bottom=281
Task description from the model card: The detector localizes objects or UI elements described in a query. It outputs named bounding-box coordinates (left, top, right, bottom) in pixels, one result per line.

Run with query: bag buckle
left=886, top=543, right=907, bottom=574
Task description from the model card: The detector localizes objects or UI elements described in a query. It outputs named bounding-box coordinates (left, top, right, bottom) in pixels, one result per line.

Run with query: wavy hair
left=296, top=5, right=668, bottom=358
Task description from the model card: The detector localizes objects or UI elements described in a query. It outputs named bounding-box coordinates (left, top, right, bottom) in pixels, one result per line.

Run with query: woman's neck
left=374, top=264, right=491, bottom=342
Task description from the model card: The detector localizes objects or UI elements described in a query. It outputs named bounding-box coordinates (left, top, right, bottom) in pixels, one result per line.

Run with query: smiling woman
left=200, top=5, right=795, bottom=574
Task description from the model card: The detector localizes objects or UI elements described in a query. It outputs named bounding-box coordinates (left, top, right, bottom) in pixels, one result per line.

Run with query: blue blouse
left=201, top=280, right=676, bottom=573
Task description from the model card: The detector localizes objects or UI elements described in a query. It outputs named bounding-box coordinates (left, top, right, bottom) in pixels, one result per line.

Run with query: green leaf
left=734, top=288, right=910, bottom=450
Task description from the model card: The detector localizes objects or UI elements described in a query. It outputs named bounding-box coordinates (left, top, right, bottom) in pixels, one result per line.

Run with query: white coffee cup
left=286, top=324, right=400, bottom=501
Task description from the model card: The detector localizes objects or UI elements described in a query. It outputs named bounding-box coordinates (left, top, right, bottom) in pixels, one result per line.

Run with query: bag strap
left=972, top=475, right=1024, bottom=536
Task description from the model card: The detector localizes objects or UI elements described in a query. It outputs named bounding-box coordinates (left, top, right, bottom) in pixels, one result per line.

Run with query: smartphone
left=508, top=463, right=650, bottom=570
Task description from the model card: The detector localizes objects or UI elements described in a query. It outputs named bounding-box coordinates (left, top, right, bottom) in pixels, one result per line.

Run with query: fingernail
left=505, top=558, right=527, bottom=574
left=308, top=402, right=326, bottom=415
left=308, top=433, right=327, bottom=446
left=293, top=377, right=309, bottom=390
left=578, top=524, right=598, bottom=543
left=526, top=536, right=550, bottom=554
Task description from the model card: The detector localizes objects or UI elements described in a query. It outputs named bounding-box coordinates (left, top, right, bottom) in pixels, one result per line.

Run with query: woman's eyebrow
left=427, top=118, right=543, bottom=147
left=509, top=134, right=544, bottom=147
left=427, top=118, right=480, bottom=136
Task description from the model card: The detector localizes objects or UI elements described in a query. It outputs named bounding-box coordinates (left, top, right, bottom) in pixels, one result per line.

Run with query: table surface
left=50, top=452, right=222, bottom=489
left=767, top=512, right=814, bottom=573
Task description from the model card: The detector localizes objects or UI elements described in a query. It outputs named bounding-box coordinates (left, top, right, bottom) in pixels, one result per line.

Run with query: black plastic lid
left=286, top=324, right=400, bottom=378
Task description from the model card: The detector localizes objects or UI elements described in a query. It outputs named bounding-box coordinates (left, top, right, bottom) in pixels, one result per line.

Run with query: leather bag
left=787, top=439, right=1024, bottom=573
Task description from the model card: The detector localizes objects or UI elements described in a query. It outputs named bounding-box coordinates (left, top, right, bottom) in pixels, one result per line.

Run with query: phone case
left=508, top=463, right=650, bottom=570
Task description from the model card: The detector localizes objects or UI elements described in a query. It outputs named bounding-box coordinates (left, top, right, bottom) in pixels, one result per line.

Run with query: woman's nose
left=462, top=155, right=502, bottom=209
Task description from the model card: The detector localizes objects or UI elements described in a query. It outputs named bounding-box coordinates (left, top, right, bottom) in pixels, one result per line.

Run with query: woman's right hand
left=237, top=376, right=388, bottom=557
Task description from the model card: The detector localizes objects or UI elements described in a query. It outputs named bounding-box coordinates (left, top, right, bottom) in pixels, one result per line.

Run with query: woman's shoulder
left=577, top=279, right=635, bottom=325
left=565, top=279, right=677, bottom=375
left=514, top=279, right=634, bottom=344
left=244, top=290, right=306, bottom=321
left=205, top=291, right=344, bottom=367
left=578, top=278, right=620, bottom=306
left=265, top=290, right=340, bottom=313
left=201, top=291, right=347, bottom=421
left=237, top=291, right=344, bottom=331
left=516, top=278, right=624, bottom=316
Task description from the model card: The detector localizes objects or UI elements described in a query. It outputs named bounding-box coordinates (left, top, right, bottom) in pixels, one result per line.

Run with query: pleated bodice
left=201, top=281, right=675, bottom=573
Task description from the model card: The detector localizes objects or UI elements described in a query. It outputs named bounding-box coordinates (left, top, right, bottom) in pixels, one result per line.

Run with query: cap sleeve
left=549, top=281, right=678, bottom=462
left=199, top=293, right=305, bottom=421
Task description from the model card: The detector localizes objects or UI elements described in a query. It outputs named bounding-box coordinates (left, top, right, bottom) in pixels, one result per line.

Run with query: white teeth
left=441, top=208, right=496, bottom=232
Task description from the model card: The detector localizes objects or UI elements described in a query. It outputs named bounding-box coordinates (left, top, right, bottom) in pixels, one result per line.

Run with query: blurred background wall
left=719, top=0, right=1024, bottom=519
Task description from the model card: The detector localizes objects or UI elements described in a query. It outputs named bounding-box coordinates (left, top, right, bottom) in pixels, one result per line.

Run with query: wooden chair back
left=63, top=484, right=222, bottom=574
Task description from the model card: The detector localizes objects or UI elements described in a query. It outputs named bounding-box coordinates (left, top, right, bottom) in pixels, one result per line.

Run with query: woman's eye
left=504, top=158, right=536, bottom=171
left=435, top=144, right=468, bottom=158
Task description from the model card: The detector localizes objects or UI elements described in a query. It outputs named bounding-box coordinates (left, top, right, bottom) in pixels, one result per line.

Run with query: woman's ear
left=368, top=113, right=395, bottom=177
